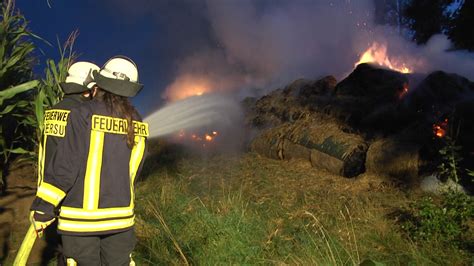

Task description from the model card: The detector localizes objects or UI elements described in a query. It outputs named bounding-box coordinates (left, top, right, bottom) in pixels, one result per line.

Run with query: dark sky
left=16, top=0, right=212, bottom=115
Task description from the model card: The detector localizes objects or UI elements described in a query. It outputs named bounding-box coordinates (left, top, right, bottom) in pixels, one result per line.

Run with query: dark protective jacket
left=32, top=94, right=89, bottom=212
left=33, top=99, right=148, bottom=236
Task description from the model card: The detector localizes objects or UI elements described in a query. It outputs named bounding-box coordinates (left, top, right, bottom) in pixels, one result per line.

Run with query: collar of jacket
left=64, top=93, right=90, bottom=103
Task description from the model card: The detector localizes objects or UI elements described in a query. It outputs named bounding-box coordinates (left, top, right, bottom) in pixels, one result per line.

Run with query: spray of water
left=143, top=94, right=241, bottom=138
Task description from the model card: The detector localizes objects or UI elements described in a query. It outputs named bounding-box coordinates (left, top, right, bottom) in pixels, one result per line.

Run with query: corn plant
left=0, top=0, right=39, bottom=192
left=34, top=31, right=77, bottom=142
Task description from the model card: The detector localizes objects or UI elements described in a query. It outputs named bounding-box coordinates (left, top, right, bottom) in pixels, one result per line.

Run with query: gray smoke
left=163, top=0, right=375, bottom=100
left=162, top=0, right=474, bottom=100
left=104, top=0, right=474, bottom=100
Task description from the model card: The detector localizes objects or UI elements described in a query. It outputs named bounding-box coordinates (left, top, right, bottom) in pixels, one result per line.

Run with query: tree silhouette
left=404, top=0, right=453, bottom=44
left=447, top=0, right=474, bottom=51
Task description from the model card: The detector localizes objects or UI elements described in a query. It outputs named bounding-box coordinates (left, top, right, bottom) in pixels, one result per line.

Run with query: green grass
left=134, top=146, right=473, bottom=265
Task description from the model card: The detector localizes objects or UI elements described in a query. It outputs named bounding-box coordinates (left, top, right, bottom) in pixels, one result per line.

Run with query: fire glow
left=178, top=130, right=218, bottom=144
left=433, top=118, right=449, bottom=138
left=355, top=42, right=412, bottom=74
left=164, top=74, right=213, bottom=101
left=399, top=82, right=409, bottom=99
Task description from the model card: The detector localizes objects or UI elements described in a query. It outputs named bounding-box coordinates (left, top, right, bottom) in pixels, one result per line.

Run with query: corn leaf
left=5, top=147, right=29, bottom=154
left=0, top=80, right=39, bottom=105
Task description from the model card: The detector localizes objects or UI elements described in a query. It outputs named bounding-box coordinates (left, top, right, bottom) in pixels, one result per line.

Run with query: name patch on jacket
left=92, top=115, right=149, bottom=137
left=44, top=109, right=70, bottom=137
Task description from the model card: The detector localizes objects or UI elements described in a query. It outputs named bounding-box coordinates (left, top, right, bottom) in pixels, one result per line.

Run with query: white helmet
left=60, top=61, right=100, bottom=94
left=93, top=56, right=143, bottom=97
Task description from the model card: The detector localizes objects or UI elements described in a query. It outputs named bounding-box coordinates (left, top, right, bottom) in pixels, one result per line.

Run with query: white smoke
left=163, top=0, right=375, bottom=100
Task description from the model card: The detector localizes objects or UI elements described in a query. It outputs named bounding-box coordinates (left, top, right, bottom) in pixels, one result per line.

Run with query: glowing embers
left=433, top=118, right=449, bottom=138
left=177, top=129, right=219, bottom=147
left=398, top=82, right=409, bottom=99
left=355, top=42, right=412, bottom=74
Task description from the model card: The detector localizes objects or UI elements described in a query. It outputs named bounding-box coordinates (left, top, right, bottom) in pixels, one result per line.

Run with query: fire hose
left=13, top=224, right=37, bottom=265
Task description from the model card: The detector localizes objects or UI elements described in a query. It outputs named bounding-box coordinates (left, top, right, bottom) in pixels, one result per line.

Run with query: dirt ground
left=0, top=162, right=59, bottom=265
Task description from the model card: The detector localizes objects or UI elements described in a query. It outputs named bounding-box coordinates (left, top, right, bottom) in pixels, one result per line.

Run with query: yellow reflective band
left=37, top=182, right=66, bottom=206
left=129, top=136, right=146, bottom=207
left=58, top=216, right=135, bottom=232
left=44, top=109, right=70, bottom=137
left=37, top=135, right=47, bottom=187
left=60, top=206, right=134, bottom=220
left=66, top=258, right=77, bottom=266
left=91, top=115, right=149, bottom=137
left=83, top=131, right=104, bottom=210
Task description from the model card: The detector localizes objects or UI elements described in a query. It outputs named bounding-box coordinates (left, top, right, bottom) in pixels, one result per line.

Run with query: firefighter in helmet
left=30, top=61, right=100, bottom=263
left=30, top=56, right=148, bottom=265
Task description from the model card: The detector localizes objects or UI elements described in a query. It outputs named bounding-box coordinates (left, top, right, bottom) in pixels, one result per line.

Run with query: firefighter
left=30, top=61, right=100, bottom=263
left=30, top=56, right=148, bottom=265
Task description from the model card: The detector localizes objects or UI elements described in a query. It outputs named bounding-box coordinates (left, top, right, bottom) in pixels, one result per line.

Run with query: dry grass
left=134, top=149, right=472, bottom=265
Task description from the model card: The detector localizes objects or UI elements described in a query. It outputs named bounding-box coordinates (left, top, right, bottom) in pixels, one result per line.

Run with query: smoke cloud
left=163, top=0, right=375, bottom=100
left=161, top=0, right=474, bottom=101
left=105, top=0, right=474, bottom=101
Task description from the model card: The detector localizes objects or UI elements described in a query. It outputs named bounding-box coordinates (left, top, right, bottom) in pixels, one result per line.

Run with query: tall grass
left=134, top=148, right=472, bottom=265
left=136, top=153, right=356, bottom=265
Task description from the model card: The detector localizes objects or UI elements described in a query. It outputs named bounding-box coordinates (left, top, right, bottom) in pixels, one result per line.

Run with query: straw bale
left=251, top=119, right=367, bottom=177
left=250, top=129, right=284, bottom=160
left=366, top=138, right=420, bottom=181
left=310, top=149, right=344, bottom=174
left=281, top=139, right=311, bottom=161
left=335, top=63, right=408, bottom=102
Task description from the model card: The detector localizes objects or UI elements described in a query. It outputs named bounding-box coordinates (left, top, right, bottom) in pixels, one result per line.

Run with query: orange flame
left=399, top=82, right=409, bottom=99
left=177, top=130, right=219, bottom=144
left=433, top=118, right=448, bottom=138
left=164, top=74, right=212, bottom=101
left=355, top=42, right=412, bottom=73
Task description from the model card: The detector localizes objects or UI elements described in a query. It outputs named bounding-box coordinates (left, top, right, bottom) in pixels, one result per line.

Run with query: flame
left=204, top=131, right=219, bottom=142
left=399, top=82, right=409, bottom=99
left=433, top=118, right=448, bottom=138
left=355, top=42, right=412, bottom=73
left=164, top=74, right=212, bottom=101
left=176, top=130, right=219, bottom=144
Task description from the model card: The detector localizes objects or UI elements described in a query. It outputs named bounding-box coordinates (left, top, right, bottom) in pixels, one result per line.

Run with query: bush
left=402, top=191, right=473, bottom=245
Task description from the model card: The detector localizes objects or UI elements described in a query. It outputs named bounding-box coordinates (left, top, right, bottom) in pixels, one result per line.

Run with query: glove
left=29, top=211, right=55, bottom=237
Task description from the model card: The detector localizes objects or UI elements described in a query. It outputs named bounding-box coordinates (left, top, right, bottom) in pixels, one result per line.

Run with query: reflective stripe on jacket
left=32, top=95, right=88, bottom=214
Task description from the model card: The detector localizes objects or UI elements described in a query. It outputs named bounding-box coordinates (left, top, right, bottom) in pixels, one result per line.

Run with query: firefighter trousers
left=61, top=228, right=136, bottom=266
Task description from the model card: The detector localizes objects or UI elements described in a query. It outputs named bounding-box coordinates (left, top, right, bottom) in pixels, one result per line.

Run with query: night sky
left=16, top=0, right=211, bottom=115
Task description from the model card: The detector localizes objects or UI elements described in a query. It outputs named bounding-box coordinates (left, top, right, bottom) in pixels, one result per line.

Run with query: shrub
left=402, top=191, right=473, bottom=245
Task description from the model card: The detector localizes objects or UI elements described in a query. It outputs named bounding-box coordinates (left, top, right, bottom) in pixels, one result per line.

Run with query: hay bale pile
left=245, top=63, right=474, bottom=184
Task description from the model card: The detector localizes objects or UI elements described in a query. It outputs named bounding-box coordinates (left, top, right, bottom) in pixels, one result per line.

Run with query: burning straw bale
left=284, top=75, right=337, bottom=101
left=245, top=76, right=338, bottom=129
left=335, top=63, right=408, bottom=102
left=246, top=64, right=474, bottom=181
left=405, top=71, right=474, bottom=117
